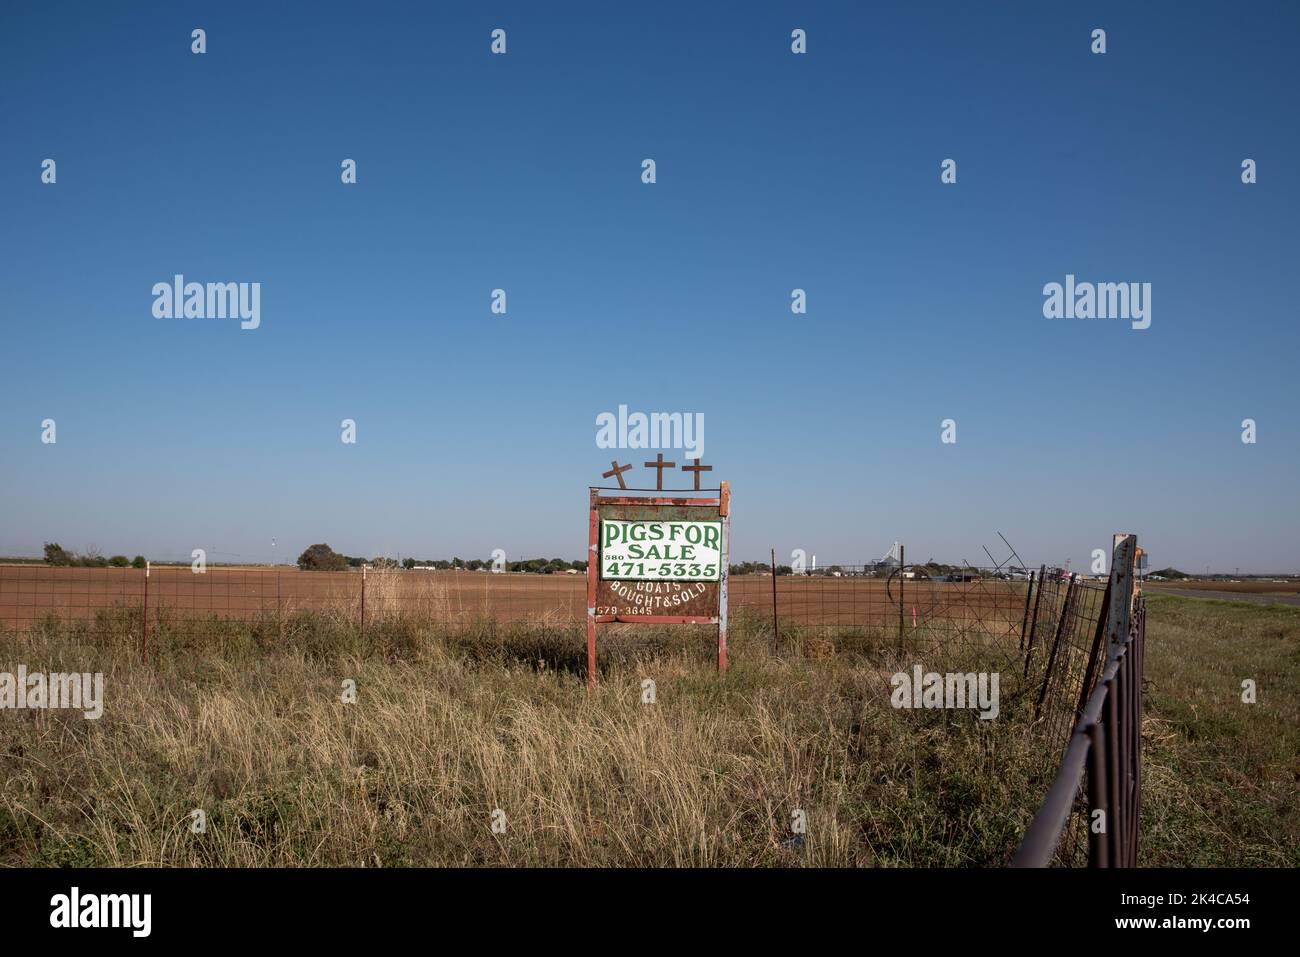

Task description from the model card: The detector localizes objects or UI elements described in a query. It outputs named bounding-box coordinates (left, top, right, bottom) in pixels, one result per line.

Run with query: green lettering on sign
left=599, top=520, right=723, bottom=581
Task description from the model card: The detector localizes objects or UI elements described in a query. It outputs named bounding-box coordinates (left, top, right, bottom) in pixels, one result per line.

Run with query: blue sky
left=2, top=1, right=1297, bottom=572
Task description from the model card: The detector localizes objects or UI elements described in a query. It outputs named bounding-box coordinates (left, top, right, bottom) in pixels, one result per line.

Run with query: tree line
left=296, top=543, right=587, bottom=574
left=43, top=543, right=146, bottom=568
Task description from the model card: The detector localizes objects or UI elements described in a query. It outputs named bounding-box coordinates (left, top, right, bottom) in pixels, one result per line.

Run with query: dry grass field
left=0, top=579, right=1295, bottom=868
left=1144, top=579, right=1300, bottom=596
left=0, top=611, right=1047, bottom=867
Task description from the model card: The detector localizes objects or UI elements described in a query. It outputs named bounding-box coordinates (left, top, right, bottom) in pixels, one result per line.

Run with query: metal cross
left=601, top=459, right=633, bottom=489
left=644, top=453, right=676, bottom=490
left=680, top=458, right=712, bottom=491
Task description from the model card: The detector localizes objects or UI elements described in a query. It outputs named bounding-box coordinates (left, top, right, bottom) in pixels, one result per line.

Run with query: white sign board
left=600, top=520, right=723, bottom=581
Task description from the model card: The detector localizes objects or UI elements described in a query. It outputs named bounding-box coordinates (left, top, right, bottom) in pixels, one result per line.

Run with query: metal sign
left=599, top=520, right=723, bottom=581
left=586, top=481, right=730, bottom=688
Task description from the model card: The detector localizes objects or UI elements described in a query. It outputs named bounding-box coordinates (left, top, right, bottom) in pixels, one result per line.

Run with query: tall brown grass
left=0, top=607, right=1116, bottom=866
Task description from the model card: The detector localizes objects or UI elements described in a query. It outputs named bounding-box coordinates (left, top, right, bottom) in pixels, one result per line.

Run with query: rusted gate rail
left=1012, top=534, right=1145, bottom=867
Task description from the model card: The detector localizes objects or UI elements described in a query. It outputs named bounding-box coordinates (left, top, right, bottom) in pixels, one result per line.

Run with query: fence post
left=1105, top=532, right=1138, bottom=864
left=1018, top=570, right=1035, bottom=652
left=1105, top=534, right=1137, bottom=656
left=142, top=561, right=150, bottom=663
left=897, top=544, right=905, bottom=652
left=1076, top=578, right=1111, bottom=719
left=1023, top=563, right=1048, bottom=677
left=360, top=564, right=366, bottom=633
left=717, top=481, right=730, bottom=675
left=770, top=547, right=779, bottom=655
left=1034, top=573, right=1076, bottom=721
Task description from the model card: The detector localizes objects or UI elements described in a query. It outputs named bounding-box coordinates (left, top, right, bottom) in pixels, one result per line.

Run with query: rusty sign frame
left=586, top=481, right=730, bottom=689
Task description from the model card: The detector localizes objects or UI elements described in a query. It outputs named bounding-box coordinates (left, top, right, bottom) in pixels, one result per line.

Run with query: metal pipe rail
left=1012, top=591, right=1145, bottom=867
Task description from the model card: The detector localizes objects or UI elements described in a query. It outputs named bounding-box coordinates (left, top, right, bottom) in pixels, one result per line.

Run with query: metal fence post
left=142, top=560, right=150, bottom=663
left=1034, top=573, right=1076, bottom=720
left=897, top=544, right=905, bottom=652
left=360, top=564, right=366, bottom=633
left=1076, top=578, right=1111, bottom=718
left=1018, top=570, right=1035, bottom=652
left=770, top=546, right=779, bottom=655
left=717, top=481, right=730, bottom=675
left=1023, top=563, right=1048, bottom=677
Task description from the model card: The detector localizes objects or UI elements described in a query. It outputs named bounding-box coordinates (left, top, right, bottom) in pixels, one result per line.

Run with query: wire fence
left=0, top=563, right=1108, bottom=727
left=2, top=561, right=1091, bottom=641
left=0, top=565, right=590, bottom=629
left=1, top=541, right=1143, bottom=866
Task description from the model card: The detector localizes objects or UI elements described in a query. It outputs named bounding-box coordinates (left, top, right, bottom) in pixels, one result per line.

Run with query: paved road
left=1143, top=586, right=1300, bottom=607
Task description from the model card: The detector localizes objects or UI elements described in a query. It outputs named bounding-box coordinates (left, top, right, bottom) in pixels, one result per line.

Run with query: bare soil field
left=0, top=565, right=1035, bottom=632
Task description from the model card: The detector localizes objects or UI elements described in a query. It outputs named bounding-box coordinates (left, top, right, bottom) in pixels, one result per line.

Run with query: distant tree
left=297, top=543, right=349, bottom=571
left=402, top=557, right=417, bottom=570
left=370, top=556, right=399, bottom=570
left=131, top=556, right=147, bottom=569
left=108, top=555, right=130, bottom=567
left=43, top=542, right=74, bottom=566
left=467, top=559, right=484, bottom=570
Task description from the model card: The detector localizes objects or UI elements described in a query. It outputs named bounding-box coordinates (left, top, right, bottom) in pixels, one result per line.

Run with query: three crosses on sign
left=602, top=455, right=712, bottom=491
